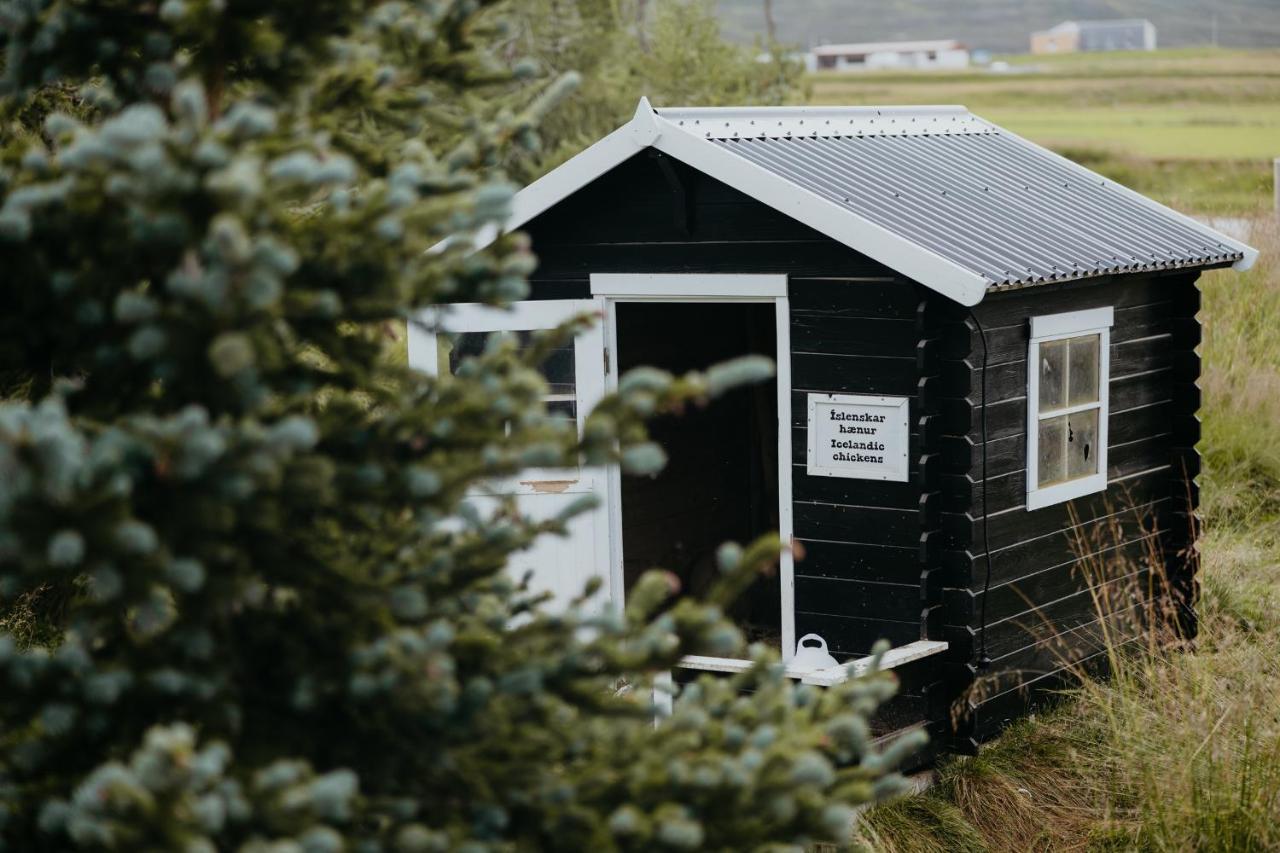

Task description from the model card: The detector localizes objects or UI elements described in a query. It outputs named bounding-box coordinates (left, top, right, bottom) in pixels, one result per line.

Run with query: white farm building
left=1031, top=19, right=1157, bottom=54
left=808, top=39, right=969, bottom=73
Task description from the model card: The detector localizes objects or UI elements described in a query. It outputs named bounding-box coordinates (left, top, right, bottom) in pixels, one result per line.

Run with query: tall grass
left=1201, top=218, right=1280, bottom=527
left=860, top=223, right=1280, bottom=851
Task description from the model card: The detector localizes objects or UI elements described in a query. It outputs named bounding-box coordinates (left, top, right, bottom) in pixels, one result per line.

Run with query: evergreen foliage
left=0, top=1, right=918, bottom=849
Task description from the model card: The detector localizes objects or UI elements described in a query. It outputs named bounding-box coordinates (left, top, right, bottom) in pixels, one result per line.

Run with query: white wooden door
left=408, top=300, right=611, bottom=612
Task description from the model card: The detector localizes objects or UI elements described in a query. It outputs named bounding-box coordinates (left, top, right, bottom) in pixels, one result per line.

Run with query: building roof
left=504, top=100, right=1255, bottom=306
left=1040, top=18, right=1154, bottom=35
left=811, top=40, right=965, bottom=56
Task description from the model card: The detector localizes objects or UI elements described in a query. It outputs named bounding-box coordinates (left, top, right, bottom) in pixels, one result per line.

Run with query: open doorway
left=615, top=301, right=781, bottom=648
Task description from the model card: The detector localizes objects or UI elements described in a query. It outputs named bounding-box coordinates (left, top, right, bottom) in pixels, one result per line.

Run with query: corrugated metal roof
left=666, top=106, right=1242, bottom=290
left=504, top=101, right=1256, bottom=304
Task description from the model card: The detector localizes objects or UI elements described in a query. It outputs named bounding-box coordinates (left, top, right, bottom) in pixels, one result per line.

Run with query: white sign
left=806, top=393, right=910, bottom=481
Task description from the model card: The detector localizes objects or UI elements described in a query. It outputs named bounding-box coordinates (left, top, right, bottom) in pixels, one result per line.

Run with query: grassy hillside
left=808, top=49, right=1280, bottom=215
left=716, top=0, right=1280, bottom=53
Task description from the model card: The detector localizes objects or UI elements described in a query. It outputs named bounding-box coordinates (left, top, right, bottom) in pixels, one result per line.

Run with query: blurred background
left=715, top=0, right=1280, bottom=223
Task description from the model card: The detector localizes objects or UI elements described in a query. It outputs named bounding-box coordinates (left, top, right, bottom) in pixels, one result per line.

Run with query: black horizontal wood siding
left=789, top=278, right=934, bottom=658
left=521, top=151, right=947, bottom=738
left=928, top=272, right=1202, bottom=750
left=517, top=147, right=1205, bottom=759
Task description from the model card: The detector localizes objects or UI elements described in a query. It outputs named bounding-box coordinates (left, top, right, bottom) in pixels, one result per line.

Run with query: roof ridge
left=810, top=39, right=965, bottom=53
left=656, top=104, right=970, bottom=119
left=656, top=104, right=992, bottom=140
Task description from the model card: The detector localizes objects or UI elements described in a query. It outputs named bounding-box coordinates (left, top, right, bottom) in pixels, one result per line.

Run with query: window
left=439, top=331, right=578, bottom=421
left=407, top=299, right=608, bottom=614
left=1026, top=306, right=1113, bottom=510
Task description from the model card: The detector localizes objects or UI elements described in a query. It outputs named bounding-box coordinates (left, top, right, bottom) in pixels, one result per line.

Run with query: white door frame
left=591, top=273, right=797, bottom=663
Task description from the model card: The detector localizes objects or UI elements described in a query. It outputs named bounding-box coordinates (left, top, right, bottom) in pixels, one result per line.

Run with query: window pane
left=1067, top=408, right=1100, bottom=479
left=1068, top=334, right=1100, bottom=406
left=546, top=398, right=577, bottom=420
left=447, top=330, right=488, bottom=367
left=1038, top=340, right=1067, bottom=410
left=1038, top=415, right=1067, bottom=487
left=436, top=335, right=453, bottom=374
left=540, top=339, right=576, bottom=397
left=447, top=331, right=577, bottom=420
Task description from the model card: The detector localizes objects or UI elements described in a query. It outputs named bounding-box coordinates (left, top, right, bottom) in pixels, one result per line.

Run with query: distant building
left=808, top=39, right=969, bottom=72
left=1031, top=19, right=1157, bottom=54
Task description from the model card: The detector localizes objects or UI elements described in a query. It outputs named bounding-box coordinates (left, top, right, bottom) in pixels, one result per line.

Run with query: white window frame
left=1025, top=306, right=1114, bottom=511
left=406, top=300, right=611, bottom=614
left=408, top=300, right=605, bottom=487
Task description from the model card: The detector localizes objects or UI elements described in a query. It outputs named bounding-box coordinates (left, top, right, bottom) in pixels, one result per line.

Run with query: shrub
left=0, top=2, right=917, bottom=849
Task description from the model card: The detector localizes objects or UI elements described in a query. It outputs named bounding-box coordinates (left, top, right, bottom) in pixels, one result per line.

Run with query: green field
left=807, top=49, right=1280, bottom=215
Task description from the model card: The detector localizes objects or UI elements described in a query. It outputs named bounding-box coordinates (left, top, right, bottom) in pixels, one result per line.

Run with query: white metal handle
left=796, top=633, right=828, bottom=654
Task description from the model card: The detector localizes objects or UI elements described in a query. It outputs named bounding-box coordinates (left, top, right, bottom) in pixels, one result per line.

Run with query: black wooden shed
left=408, top=100, right=1257, bottom=755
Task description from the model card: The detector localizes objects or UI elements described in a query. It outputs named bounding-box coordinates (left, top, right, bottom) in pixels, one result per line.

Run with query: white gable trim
left=505, top=99, right=990, bottom=306
left=507, top=119, right=652, bottom=237
left=650, top=113, right=990, bottom=306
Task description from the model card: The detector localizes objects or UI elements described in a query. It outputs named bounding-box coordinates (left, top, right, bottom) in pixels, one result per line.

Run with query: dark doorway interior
left=615, top=301, right=781, bottom=648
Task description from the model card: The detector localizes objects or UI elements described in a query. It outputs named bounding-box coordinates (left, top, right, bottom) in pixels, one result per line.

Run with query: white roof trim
left=507, top=98, right=988, bottom=305
left=506, top=105, right=658, bottom=237
left=658, top=104, right=994, bottom=139
left=499, top=99, right=1257, bottom=306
